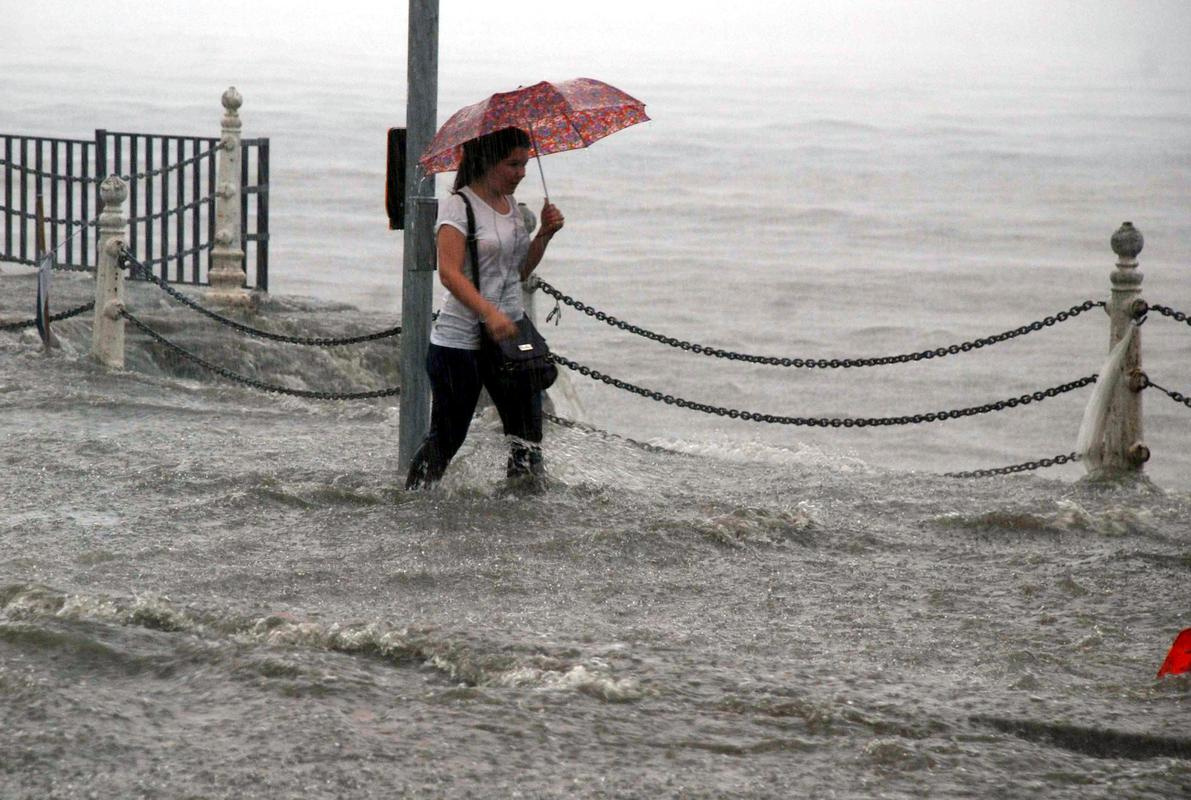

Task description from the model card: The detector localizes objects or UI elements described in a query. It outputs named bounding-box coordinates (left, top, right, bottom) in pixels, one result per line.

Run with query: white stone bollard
left=207, top=86, right=251, bottom=306
left=1102, top=221, right=1149, bottom=473
left=91, top=175, right=128, bottom=368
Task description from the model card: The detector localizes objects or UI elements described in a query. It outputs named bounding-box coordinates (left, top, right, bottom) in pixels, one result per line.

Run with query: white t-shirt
left=430, top=187, right=531, bottom=350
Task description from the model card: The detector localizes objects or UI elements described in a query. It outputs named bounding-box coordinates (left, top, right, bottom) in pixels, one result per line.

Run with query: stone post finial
left=222, top=86, right=243, bottom=113
left=99, top=174, right=128, bottom=206
left=92, top=175, right=129, bottom=368
left=1111, top=221, right=1144, bottom=260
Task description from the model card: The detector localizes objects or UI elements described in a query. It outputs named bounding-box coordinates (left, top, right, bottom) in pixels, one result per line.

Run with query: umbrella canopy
left=419, top=78, right=649, bottom=176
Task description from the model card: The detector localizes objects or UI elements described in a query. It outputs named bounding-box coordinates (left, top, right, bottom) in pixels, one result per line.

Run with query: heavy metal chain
left=0, top=158, right=95, bottom=184
left=51, top=262, right=97, bottom=274
left=121, top=310, right=401, bottom=400
left=121, top=250, right=403, bottom=346
left=1151, top=304, right=1191, bottom=328
left=537, top=279, right=1104, bottom=368
left=943, top=452, right=1080, bottom=479
left=545, top=408, right=1076, bottom=478
left=1145, top=377, right=1191, bottom=410
left=128, top=194, right=214, bottom=225
left=137, top=243, right=215, bottom=268
left=543, top=411, right=681, bottom=455
left=551, top=352, right=1096, bottom=427
left=1, top=142, right=222, bottom=184
left=117, top=141, right=223, bottom=181
left=2, top=205, right=97, bottom=226
left=0, top=300, right=96, bottom=332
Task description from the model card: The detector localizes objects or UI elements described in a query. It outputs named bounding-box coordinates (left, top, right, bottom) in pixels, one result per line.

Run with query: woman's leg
left=405, top=345, right=483, bottom=488
left=481, top=367, right=544, bottom=478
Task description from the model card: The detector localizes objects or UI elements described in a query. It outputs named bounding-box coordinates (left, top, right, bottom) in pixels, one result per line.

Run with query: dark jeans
left=405, top=343, right=543, bottom=488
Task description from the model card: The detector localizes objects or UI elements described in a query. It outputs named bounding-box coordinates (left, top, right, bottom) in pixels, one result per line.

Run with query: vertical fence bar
left=34, top=140, right=43, bottom=248
left=79, top=141, right=88, bottom=264
left=206, top=137, right=215, bottom=283
left=3, top=137, right=11, bottom=262
left=65, top=144, right=75, bottom=265
left=94, top=130, right=107, bottom=269
left=19, top=138, right=28, bottom=262
left=128, top=135, right=136, bottom=260
left=192, top=138, right=202, bottom=283
left=240, top=140, right=249, bottom=277
left=256, top=138, right=269, bottom=292
left=82, top=139, right=93, bottom=267
left=49, top=141, right=60, bottom=255
left=145, top=135, right=155, bottom=276
left=174, top=138, right=184, bottom=282
left=160, top=136, right=169, bottom=280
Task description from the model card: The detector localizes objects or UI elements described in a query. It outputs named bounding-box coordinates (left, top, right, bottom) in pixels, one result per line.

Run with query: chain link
left=0, top=158, right=95, bottom=184
left=544, top=409, right=1082, bottom=477
left=0, top=254, right=91, bottom=272
left=1144, top=377, right=1191, bottom=409
left=121, top=250, right=403, bottom=346
left=943, top=452, right=1080, bottom=479
left=121, top=310, right=401, bottom=400
left=537, top=279, right=1103, bottom=368
left=136, top=242, right=215, bottom=268
left=1, top=142, right=222, bottom=185
left=127, top=194, right=214, bottom=225
left=0, top=300, right=96, bottom=332
left=120, top=141, right=223, bottom=181
left=107, top=141, right=225, bottom=183
left=51, top=262, right=97, bottom=274
left=0, top=203, right=94, bottom=226
left=542, top=411, right=681, bottom=454
left=551, top=352, right=1096, bottom=427
left=1151, top=304, right=1191, bottom=328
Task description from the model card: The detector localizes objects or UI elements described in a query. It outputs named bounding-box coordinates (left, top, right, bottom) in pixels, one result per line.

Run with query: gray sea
left=2, top=13, right=1190, bottom=799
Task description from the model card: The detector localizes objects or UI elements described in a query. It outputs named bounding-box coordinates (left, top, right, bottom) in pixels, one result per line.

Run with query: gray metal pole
left=398, top=0, right=439, bottom=474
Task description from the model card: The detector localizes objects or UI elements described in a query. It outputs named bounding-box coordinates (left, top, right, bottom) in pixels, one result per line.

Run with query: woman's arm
left=438, top=225, right=517, bottom=340
left=520, top=201, right=565, bottom=280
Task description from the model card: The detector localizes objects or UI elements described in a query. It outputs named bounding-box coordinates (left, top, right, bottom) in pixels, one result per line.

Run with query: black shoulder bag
left=457, top=191, right=558, bottom=392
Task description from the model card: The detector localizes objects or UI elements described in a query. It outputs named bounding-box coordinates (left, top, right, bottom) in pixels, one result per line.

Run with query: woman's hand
left=522, top=202, right=565, bottom=278
left=540, top=201, right=564, bottom=238
left=483, top=307, right=518, bottom=341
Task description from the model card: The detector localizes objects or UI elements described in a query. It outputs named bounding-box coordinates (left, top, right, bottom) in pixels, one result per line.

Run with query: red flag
left=1157, top=628, right=1191, bottom=678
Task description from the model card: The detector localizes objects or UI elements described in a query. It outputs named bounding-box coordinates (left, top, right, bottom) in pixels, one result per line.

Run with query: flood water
left=3, top=7, right=1191, bottom=798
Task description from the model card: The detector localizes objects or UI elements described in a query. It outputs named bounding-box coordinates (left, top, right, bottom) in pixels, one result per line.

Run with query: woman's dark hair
left=454, top=127, right=531, bottom=191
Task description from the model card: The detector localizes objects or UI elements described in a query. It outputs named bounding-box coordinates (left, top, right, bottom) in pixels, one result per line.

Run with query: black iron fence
left=0, top=129, right=269, bottom=290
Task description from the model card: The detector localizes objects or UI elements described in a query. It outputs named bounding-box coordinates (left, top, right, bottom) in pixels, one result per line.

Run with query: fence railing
left=0, top=90, right=268, bottom=291
left=1, top=134, right=98, bottom=271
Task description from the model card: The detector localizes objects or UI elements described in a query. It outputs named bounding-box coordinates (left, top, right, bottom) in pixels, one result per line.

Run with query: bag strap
left=455, top=190, right=481, bottom=289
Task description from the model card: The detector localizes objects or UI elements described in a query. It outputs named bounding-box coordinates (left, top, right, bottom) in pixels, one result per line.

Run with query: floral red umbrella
left=419, top=77, right=649, bottom=196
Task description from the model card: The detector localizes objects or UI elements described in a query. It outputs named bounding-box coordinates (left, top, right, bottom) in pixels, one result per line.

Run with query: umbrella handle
left=528, top=125, right=549, bottom=203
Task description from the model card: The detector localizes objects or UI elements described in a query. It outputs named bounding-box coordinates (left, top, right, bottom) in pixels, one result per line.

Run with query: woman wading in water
left=405, top=127, right=565, bottom=490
